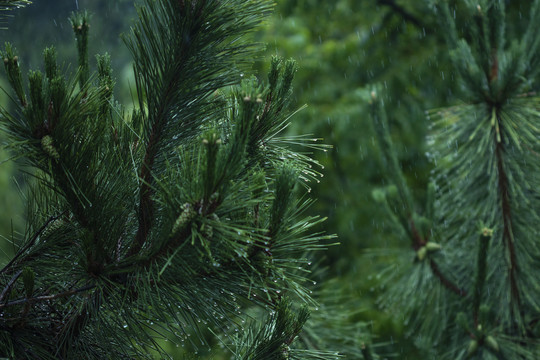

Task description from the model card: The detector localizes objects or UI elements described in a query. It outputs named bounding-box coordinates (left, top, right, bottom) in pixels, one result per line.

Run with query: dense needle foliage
left=0, top=0, right=340, bottom=358
left=371, top=1, right=540, bottom=358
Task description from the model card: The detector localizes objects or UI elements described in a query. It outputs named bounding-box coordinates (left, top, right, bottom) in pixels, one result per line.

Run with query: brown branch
left=129, top=77, right=180, bottom=257
left=409, top=217, right=466, bottom=296
left=128, top=21, right=198, bottom=257
left=0, top=269, right=22, bottom=303
left=429, top=259, right=467, bottom=297
left=0, top=283, right=95, bottom=309
left=409, top=217, right=426, bottom=250
left=495, top=111, right=521, bottom=307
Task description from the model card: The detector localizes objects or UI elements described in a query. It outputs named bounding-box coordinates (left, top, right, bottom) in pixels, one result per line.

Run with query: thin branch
left=377, top=0, right=424, bottom=28
left=429, top=259, right=467, bottom=297
left=409, top=217, right=466, bottom=296
left=0, top=283, right=95, bottom=309
left=409, top=217, right=426, bottom=249
left=0, top=269, right=22, bottom=302
left=129, top=54, right=187, bottom=257
left=495, top=111, right=521, bottom=307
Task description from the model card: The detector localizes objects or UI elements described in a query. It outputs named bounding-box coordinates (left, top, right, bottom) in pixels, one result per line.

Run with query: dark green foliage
left=371, top=0, right=540, bottom=358
left=0, top=0, right=338, bottom=358
left=233, top=298, right=342, bottom=360
left=0, top=0, right=31, bottom=28
left=69, top=10, right=90, bottom=87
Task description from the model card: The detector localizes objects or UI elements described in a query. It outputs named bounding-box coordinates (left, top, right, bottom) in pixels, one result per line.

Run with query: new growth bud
left=485, top=335, right=499, bottom=352
left=467, top=339, right=479, bottom=355
left=171, top=203, right=197, bottom=236
left=425, top=242, right=441, bottom=251
left=481, top=227, right=493, bottom=237
left=416, top=242, right=441, bottom=261
left=41, top=135, right=60, bottom=160
left=416, top=246, right=428, bottom=261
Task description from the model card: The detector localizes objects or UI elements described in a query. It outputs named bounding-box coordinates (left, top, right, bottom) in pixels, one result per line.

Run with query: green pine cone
left=171, top=203, right=197, bottom=235
left=41, top=135, right=60, bottom=160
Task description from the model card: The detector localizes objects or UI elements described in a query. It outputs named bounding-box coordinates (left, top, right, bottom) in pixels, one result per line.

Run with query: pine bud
left=41, top=135, right=60, bottom=160
left=200, top=223, right=213, bottom=239
left=456, top=312, right=469, bottom=331
left=42, top=217, right=65, bottom=238
left=485, top=335, right=499, bottom=352
left=386, top=184, right=398, bottom=198
left=467, top=339, right=479, bottom=356
left=171, top=203, right=196, bottom=235
left=416, top=246, right=427, bottom=261
left=481, top=227, right=493, bottom=238
left=279, top=344, right=290, bottom=360
left=371, top=188, right=386, bottom=203
left=425, top=242, right=441, bottom=252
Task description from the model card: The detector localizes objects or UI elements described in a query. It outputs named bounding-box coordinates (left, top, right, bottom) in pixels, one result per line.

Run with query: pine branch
left=0, top=270, right=22, bottom=303
left=0, top=1, right=335, bottom=358
left=473, top=228, right=492, bottom=326
left=494, top=111, right=521, bottom=310
left=370, top=89, right=466, bottom=297
left=428, top=259, right=465, bottom=297
left=0, top=283, right=95, bottom=309
left=409, top=215, right=466, bottom=297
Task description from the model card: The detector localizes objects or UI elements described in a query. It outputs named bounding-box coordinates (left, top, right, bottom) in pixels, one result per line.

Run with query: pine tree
left=371, top=0, right=540, bottom=358
left=0, top=0, right=338, bottom=358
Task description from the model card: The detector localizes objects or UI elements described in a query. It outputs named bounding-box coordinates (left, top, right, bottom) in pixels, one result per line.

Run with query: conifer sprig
left=0, top=0, right=335, bottom=358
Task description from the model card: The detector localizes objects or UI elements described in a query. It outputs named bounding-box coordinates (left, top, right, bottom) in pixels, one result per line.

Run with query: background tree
left=371, top=0, right=540, bottom=358
left=0, top=0, right=345, bottom=358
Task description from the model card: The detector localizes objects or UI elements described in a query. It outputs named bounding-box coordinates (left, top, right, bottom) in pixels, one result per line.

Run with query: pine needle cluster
left=0, top=0, right=336, bottom=358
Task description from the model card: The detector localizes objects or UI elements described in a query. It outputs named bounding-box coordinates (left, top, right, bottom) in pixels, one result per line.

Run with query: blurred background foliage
left=0, top=0, right=530, bottom=358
